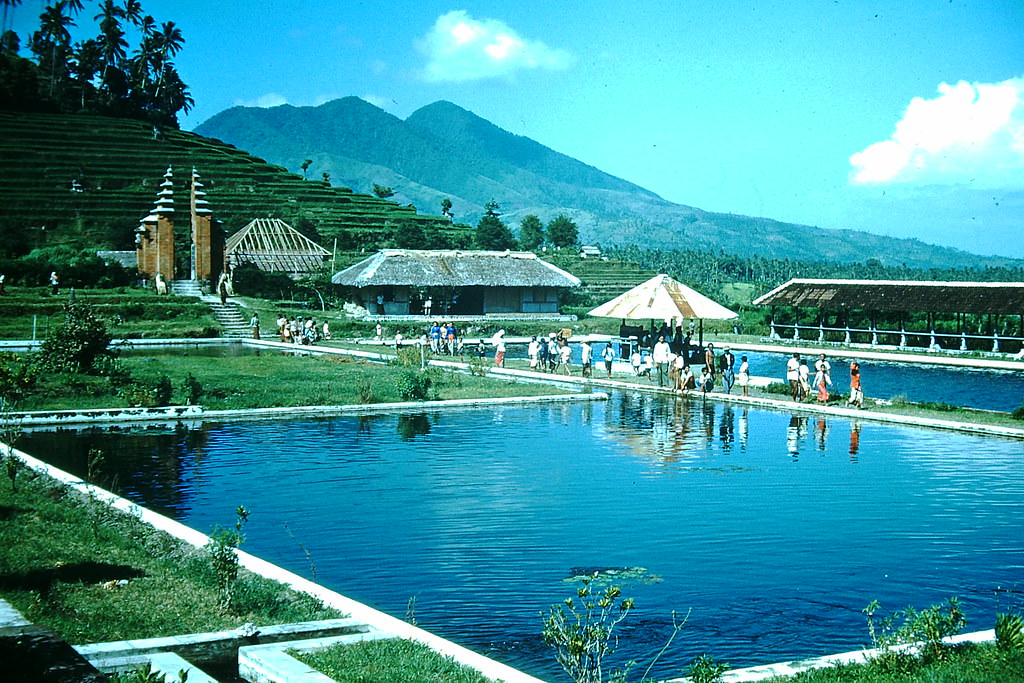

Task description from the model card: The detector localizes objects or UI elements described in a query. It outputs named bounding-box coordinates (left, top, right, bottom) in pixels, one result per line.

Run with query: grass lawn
left=13, top=351, right=574, bottom=412
left=0, top=466, right=344, bottom=644
left=292, top=638, right=496, bottom=683
left=764, top=643, right=1024, bottom=682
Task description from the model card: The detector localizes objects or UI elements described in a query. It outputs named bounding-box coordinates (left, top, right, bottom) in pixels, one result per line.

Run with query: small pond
left=20, top=393, right=1024, bottom=681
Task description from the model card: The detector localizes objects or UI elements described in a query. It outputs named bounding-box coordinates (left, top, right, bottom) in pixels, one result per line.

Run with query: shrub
left=35, top=302, right=113, bottom=373
left=396, top=369, right=436, bottom=401
left=153, top=375, right=173, bottom=406
left=686, top=654, right=730, bottom=683
left=863, top=597, right=966, bottom=667
left=1012, top=405, right=1024, bottom=420
left=183, top=373, right=203, bottom=405
left=996, top=612, right=1024, bottom=652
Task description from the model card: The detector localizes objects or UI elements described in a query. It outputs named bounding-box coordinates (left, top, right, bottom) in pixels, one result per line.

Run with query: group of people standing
left=524, top=333, right=601, bottom=376
left=276, top=314, right=330, bottom=344
left=648, top=335, right=751, bottom=396
left=428, top=321, right=461, bottom=355
left=785, top=353, right=863, bottom=407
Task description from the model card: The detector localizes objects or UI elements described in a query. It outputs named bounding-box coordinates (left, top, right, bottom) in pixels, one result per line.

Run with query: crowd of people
left=786, top=353, right=863, bottom=407
left=274, top=314, right=331, bottom=344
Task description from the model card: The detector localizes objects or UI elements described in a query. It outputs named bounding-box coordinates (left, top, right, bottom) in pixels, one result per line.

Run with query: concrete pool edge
left=10, top=392, right=609, bottom=428
left=4, top=445, right=549, bottom=683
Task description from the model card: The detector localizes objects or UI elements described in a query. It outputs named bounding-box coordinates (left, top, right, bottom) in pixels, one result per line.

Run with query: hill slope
left=0, top=110, right=460, bottom=257
left=196, top=98, right=1019, bottom=270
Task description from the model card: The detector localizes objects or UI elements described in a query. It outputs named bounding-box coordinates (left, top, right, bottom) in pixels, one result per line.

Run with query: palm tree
left=34, top=1, right=75, bottom=99
left=94, top=0, right=126, bottom=102
left=1, top=0, right=22, bottom=35
left=122, top=0, right=143, bottom=28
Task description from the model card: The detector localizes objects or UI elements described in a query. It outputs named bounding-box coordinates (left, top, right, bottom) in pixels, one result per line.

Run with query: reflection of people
left=815, top=417, right=828, bottom=450
left=849, top=422, right=862, bottom=459
left=847, top=361, right=864, bottom=408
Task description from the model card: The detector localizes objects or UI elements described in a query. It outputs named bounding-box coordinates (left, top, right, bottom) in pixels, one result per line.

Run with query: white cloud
left=418, top=10, right=573, bottom=82
left=850, top=76, right=1024, bottom=188
left=234, top=93, right=290, bottom=109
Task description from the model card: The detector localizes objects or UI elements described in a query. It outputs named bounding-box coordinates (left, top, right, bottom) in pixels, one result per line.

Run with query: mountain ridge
left=195, top=98, right=1020, bottom=270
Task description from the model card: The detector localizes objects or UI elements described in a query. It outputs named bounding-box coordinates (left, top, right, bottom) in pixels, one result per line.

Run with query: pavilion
left=331, top=249, right=581, bottom=316
left=753, top=278, right=1024, bottom=353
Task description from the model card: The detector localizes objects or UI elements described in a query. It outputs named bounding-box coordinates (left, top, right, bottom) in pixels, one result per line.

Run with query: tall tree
left=474, top=200, right=518, bottom=251
left=1, top=0, right=22, bottom=35
left=547, top=214, right=579, bottom=249
left=94, top=0, right=127, bottom=105
left=518, top=214, right=545, bottom=250
left=32, top=0, right=74, bottom=100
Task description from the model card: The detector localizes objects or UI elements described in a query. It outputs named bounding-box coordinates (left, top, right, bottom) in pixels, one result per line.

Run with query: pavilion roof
left=753, top=278, right=1024, bottom=315
left=331, top=249, right=581, bottom=288
left=226, top=218, right=331, bottom=275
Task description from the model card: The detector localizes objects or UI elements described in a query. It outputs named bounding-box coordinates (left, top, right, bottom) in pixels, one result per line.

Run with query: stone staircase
left=209, top=302, right=251, bottom=338
left=171, top=279, right=204, bottom=297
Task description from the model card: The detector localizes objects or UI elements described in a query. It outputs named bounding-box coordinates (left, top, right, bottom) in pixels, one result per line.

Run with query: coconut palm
left=33, top=1, right=75, bottom=99
left=94, top=0, right=126, bottom=101
left=1, top=0, right=22, bottom=35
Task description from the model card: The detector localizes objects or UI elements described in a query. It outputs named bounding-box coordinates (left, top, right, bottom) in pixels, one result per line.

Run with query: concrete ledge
left=239, top=630, right=395, bottom=683
left=664, top=629, right=996, bottom=682
left=8, top=448, right=547, bottom=683
left=92, top=651, right=218, bottom=683
left=75, top=618, right=369, bottom=667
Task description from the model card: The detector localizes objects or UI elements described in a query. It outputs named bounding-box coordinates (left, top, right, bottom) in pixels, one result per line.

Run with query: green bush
left=1012, top=405, right=1024, bottom=420
left=36, top=302, right=113, bottom=373
left=153, top=376, right=173, bottom=406
left=396, top=368, right=436, bottom=401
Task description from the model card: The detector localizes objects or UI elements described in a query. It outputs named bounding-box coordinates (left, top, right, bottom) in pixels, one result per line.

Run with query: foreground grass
left=0, top=468, right=343, bottom=644
left=14, top=351, right=572, bottom=412
left=293, top=638, right=495, bottom=683
left=764, top=643, right=1024, bottom=682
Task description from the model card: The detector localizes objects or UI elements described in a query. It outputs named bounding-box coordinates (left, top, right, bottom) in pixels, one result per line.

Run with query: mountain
left=195, top=97, right=1019, bottom=269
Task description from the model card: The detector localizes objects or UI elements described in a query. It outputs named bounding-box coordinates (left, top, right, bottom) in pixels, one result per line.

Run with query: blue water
left=498, top=343, right=1024, bottom=412
left=738, top=351, right=1024, bottom=412
left=21, top=395, right=1024, bottom=681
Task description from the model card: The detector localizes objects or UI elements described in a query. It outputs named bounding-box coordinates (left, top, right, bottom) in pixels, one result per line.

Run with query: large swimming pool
left=21, top=393, right=1024, bottom=681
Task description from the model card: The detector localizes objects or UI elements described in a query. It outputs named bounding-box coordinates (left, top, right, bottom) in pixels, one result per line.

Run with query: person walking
left=847, top=361, right=864, bottom=408
left=580, top=340, right=593, bottom=378
left=249, top=313, right=260, bottom=340
left=602, top=341, right=616, bottom=378
left=786, top=353, right=801, bottom=401
left=736, top=355, right=750, bottom=397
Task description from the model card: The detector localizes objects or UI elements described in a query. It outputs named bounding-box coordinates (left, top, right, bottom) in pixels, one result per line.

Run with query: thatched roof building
left=225, top=218, right=331, bottom=277
left=332, top=249, right=580, bottom=316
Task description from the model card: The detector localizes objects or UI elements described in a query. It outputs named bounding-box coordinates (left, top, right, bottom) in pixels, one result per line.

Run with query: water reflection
left=15, top=393, right=1024, bottom=683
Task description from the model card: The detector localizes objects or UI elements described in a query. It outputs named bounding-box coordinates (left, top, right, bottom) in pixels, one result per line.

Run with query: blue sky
left=11, top=1, right=1024, bottom=258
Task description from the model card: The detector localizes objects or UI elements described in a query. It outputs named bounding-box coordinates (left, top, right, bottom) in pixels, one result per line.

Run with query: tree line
left=0, top=0, right=192, bottom=127
left=605, top=244, right=1024, bottom=296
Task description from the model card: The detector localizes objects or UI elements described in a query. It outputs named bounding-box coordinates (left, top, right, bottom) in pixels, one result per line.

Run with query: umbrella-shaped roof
left=588, top=274, right=738, bottom=321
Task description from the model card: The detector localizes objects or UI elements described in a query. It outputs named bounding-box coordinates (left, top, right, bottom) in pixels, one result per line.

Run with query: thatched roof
left=226, top=218, right=331, bottom=275
left=331, top=249, right=581, bottom=288
left=753, top=278, right=1024, bottom=314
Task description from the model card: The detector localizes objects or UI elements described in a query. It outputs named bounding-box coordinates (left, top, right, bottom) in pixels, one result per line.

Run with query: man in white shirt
left=652, top=335, right=671, bottom=386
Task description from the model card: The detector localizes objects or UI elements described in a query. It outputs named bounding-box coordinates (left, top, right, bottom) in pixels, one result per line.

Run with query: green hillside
left=0, top=110, right=465, bottom=258
left=195, top=98, right=1022, bottom=270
